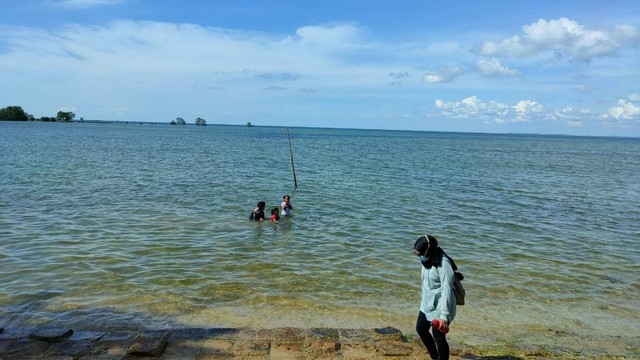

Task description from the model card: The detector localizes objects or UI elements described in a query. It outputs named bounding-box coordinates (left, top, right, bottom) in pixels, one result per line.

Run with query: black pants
left=416, top=311, right=449, bottom=360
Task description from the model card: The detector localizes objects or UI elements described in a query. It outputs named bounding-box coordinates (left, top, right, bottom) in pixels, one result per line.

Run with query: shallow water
left=1, top=122, right=639, bottom=342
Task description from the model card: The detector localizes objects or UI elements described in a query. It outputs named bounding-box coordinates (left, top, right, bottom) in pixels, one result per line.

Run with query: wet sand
left=0, top=325, right=637, bottom=359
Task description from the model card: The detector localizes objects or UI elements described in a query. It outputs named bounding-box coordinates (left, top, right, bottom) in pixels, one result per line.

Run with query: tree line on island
left=0, top=105, right=76, bottom=122
left=170, top=117, right=207, bottom=126
left=1, top=105, right=209, bottom=126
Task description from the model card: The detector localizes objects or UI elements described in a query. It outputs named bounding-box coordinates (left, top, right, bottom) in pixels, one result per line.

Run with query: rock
left=161, top=339, right=205, bottom=358
left=233, top=339, right=271, bottom=356
left=0, top=328, right=34, bottom=340
left=199, top=338, right=235, bottom=357
left=307, top=328, right=339, bottom=342
left=271, top=327, right=305, bottom=342
left=270, top=340, right=304, bottom=359
left=125, top=331, right=168, bottom=357
left=1, top=339, right=52, bottom=357
left=270, top=327, right=306, bottom=359
left=373, top=326, right=403, bottom=341
left=68, top=330, right=106, bottom=341
left=89, top=339, right=131, bottom=358
left=28, top=327, right=74, bottom=342
left=169, top=327, right=239, bottom=341
left=238, top=328, right=272, bottom=340
left=45, top=340, right=96, bottom=358
left=338, top=329, right=376, bottom=359
left=376, top=341, right=414, bottom=356
left=304, top=328, right=340, bottom=357
left=99, top=330, right=137, bottom=341
left=338, top=328, right=375, bottom=344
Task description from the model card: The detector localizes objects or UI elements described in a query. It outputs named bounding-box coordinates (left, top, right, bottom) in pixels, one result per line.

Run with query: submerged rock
left=125, top=331, right=169, bottom=357
left=28, top=327, right=73, bottom=343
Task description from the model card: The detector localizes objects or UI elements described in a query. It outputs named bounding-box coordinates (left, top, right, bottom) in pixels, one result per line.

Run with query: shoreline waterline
left=1, top=324, right=638, bottom=359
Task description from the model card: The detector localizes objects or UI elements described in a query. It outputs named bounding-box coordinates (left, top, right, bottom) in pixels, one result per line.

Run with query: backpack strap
left=442, top=252, right=458, bottom=271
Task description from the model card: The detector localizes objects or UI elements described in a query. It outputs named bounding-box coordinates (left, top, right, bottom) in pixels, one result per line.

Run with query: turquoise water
left=1, top=122, right=639, bottom=341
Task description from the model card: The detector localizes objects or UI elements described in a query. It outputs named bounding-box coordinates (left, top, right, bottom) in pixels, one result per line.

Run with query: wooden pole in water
left=286, top=128, right=298, bottom=189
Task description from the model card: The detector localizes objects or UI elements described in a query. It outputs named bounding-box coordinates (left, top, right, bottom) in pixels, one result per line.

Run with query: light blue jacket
left=420, top=256, right=457, bottom=323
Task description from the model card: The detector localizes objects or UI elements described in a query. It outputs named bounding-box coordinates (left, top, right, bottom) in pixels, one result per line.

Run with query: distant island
left=0, top=105, right=75, bottom=122
left=0, top=105, right=207, bottom=126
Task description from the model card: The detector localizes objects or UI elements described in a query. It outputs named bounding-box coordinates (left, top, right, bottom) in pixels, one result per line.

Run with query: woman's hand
left=437, top=320, right=449, bottom=333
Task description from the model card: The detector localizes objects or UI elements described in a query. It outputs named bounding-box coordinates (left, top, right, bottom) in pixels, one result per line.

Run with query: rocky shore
left=0, top=326, right=638, bottom=359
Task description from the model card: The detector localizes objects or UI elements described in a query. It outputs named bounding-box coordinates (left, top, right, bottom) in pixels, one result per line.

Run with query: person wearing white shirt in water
left=281, top=195, right=293, bottom=216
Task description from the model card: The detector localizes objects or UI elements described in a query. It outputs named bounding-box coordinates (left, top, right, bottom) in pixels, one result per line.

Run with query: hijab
left=414, top=235, right=444, bottom=269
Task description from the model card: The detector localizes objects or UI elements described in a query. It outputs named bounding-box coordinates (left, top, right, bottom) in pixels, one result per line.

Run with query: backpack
left=453, top=272, right=466, bottom=306
left=441, top=253, right=466, bottom=306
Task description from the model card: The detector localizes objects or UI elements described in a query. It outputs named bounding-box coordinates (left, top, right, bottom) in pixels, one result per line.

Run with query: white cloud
left=434, top=96, right=510, bottom=121
left=473, top=17, right=640, bottom=62
left=476, top=58, right=521, bottom=78
left=608, top=99, right=640, bottom=120
left=1, top=20, right=424, bottom=123
left=628, top=93, right=640, bottom=102
left=566, top=120, right=583, bottom=127
left=512, top=100, right=544, bottom=122
left=548, top=106, right=594, bottom=127
left=293, top=23, right=364, bottom=50
left=615, top=25, right=640, bottom=45
left=434, top=97, right=551, bottom=123
left=514, top=100, right=543, bottom=114
left=422, top=65, right=464, bottom=83
left=433, top=95, right=633, bottom=128
left=461, top=96, right=481, bottom=108
left=0, top=20, right=384, bottom=87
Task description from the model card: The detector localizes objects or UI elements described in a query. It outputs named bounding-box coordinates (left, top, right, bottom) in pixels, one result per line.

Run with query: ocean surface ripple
left=1, top=122, right=639, bottom=339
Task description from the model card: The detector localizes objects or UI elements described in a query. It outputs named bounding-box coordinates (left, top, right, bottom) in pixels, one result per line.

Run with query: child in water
left=270, top=207, right=280, bottom=222
left=281, top=195, right=293, bottom=216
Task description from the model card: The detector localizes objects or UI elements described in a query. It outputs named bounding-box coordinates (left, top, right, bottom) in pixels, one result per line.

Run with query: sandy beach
left=1, top=325, right=638, bottom=359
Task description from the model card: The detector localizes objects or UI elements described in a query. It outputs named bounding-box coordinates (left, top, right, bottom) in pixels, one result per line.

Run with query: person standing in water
left=281, top=195, right=293, bottom=216
left=413, top=235, right=457, bottom=360
left=270, top=207, right=280, bottom=222
left=249, top=201, right=266, bottom=221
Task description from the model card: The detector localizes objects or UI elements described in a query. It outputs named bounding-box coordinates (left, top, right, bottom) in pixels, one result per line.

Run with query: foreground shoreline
left=1, top=326, right=637, bottom=359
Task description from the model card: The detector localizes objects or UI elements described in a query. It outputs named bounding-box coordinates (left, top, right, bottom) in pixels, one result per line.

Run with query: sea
left=1, top=121, right=639, bottom=348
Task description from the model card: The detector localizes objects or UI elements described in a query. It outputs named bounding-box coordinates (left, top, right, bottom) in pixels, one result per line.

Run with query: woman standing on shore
left=413, top=234, right=457, bottom=360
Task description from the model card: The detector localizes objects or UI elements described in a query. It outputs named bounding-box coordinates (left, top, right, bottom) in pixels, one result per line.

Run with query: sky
left=1, top=0, right=639, bottom=136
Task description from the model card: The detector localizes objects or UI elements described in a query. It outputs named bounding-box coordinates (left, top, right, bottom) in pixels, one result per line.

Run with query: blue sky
left=1, top=0, right=639, bottom=136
